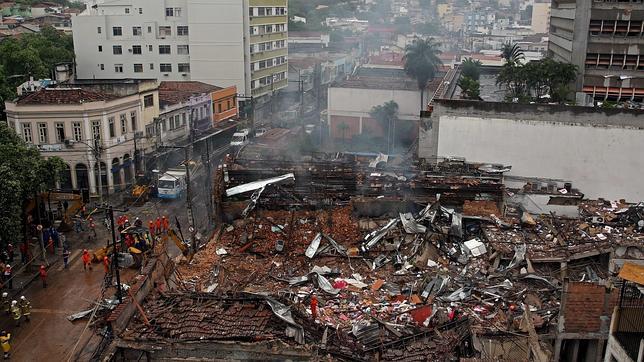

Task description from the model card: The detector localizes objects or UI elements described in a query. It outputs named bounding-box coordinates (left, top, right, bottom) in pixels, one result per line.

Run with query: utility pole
left=204, top=138, right=213, bottom=223
left=94, top=138, right=103, bottom=203
left=107, top=205, right=123, bottom=303
left=159, top=145, right=197, bottom=252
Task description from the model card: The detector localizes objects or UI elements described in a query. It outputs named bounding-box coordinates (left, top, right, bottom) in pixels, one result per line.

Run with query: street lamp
left=67, top=139, right=103, bottom=203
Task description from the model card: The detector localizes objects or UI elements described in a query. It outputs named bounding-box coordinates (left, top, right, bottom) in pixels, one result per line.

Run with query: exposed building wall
left=531, top=2, right=550, bottom=34
left=419, top=100, right=644, bottom=201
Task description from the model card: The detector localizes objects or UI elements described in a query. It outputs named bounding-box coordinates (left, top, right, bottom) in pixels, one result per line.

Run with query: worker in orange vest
left=148, top=220, right=155, bottom=236
left=103, top=256, right=110, bottom=273
left=162, top=216, right=169, bottom=233
left=82, top=249, right=92, bottom=271
left=155, top=217, right=161, bottom=233
left=39, top=265, right=47, bottom=288
left=310, top=294, right=318, bottom=320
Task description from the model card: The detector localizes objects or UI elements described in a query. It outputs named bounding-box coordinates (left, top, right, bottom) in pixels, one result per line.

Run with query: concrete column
left=106, top=160, right=115, bottom=193
left=554, top=338, right=563, bottom=362
left=88, top=160, right=97, bottom=195
left=70, top=164, right=78, bottom=190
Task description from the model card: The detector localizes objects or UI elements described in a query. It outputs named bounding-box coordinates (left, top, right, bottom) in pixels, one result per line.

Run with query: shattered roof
left=158, top=81, right=221, bottom=107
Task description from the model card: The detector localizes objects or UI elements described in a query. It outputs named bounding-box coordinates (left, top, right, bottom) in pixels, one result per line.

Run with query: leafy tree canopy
left=0, top=122, right=65, bottom=245
left=461, top=58, right=482, bottom=81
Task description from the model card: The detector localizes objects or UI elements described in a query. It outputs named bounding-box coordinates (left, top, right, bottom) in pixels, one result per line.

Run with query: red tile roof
left=159, top=81, right=221, bottom=106
left=16, top=88, right=117, bottom=105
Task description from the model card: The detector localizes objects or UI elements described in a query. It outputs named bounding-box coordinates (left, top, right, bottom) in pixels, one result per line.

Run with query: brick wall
left=562, top=281, right=619, bottom=333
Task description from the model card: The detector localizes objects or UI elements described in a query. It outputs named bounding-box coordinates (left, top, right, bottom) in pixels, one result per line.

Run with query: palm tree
left=370, top=101, right=399, bottom=154
left=501, top=42, right=525, bottom=64
left=404, top=38, right=442, bottom=110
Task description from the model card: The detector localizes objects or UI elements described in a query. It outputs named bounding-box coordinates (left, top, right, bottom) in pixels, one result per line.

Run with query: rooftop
left=14, top=87, right=117, bottom=105
left=158, top=81, right=221, bottom=107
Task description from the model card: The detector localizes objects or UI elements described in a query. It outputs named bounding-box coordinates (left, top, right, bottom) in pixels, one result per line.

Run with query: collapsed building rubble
left=104, top=153, right=643, bottom=361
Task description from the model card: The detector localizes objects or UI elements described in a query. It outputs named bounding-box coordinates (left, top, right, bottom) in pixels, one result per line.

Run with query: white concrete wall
left=435, top=115, right=644, bottom=201
left=531, top=2, right=550, bottom=34
left=328, top=87, right=421, bottom=120
left=187, top=0, right=246, bottom=95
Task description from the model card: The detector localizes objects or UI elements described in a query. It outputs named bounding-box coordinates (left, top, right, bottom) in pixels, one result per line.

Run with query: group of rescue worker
left=0, top=293, right=32, bottom=359
left=148, top=216, right=169, bottom=236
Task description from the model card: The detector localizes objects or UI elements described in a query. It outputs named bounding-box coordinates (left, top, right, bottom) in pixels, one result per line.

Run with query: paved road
left=0, top=145, right=229, bottom=360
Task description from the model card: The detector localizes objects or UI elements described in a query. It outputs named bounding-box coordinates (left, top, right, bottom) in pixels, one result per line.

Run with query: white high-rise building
left=72, top=0, right=288, bottom=98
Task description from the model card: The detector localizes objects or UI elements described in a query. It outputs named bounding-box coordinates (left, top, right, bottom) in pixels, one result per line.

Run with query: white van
left=230, top=129, right=250, bottom=147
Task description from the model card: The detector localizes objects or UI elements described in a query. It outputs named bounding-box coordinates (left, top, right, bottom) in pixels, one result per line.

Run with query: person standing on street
left=0, top=331, right=10, bottom=360
left=10, top=301, right=20, bottom=326
left=89, top=217, right=97, bottom=238
left=103, top=256, right=110, bottom=274
left=82, top=250, right=92, bottom=271
left=6, top=244, right=13, bottom=263
left=19, top=242, right=27, bottom=264
left=148, top=220, right=155, bottom=236
left=155, top=217, right=162, bottom=234
left=162, top=216, right=169, bottom=233
left=19, top=296, right=30, bottom=322
left=39, top=265, right=47, bottom=288
left=3, top=265, right=11, bottom=290
left=63, top=249, right=71, bottom=269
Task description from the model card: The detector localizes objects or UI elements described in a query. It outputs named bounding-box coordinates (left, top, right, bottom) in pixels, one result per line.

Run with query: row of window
left=19, top=112, right=137, bottom=145
left=99, top=25, right=188, bottom=37
left=104, top=44, right=189, bottom=55
left=251, top=56, right=287, bottom=71
left=250, top=40, right=286, bottom=53
left=249, top=6, right=287, bottom=17
left=251, top=71, right=287, bottom=89
left=100, top=63, right=191, bottom=73
left=165, top=7, right=182, bottom=17
left=145, top=105, right=211, bottom=137
left=250, top=23, right=286, bottom=35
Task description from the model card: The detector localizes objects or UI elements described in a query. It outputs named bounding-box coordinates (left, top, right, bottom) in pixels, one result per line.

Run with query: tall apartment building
left=72, top=0, right=288, bottom=98
left=531, top=1, right=550, bottom=34
left=548, top=0, right=644, bottom=102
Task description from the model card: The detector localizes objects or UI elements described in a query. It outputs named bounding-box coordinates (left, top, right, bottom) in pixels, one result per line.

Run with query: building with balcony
left=4, top=88, right=151, bottom=196
left=72, top=0, right=287, bottom=99
left=548, top=0, right=644, bottom=103
left=605, top=263, right=644, bottom=362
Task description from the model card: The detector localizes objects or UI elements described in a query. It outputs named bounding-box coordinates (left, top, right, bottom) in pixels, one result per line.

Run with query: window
left=174, top=8, right=182, bottom=17
left=72, top=122, right=82, bottom=141
left=114, top=64, right=123, bottom=73
left=159, top=45, right=171, bottom=54
left=100, top=64, right=105, bottom=70
left=149, top=63, right=154, bottom=70
left=266, top=7, right=272, bottom=16
left=55, top=122, right=65, bottom=143
left=147, top=26, right=152, bottom=33
left=145, top=124, right=154, bottom=137
left=98, top=45, right=102, bottom=52
left=21, top=123, right=32, bottom=143
left=181, top=113, right=186, bottom=125
left=125, top=7, right=129, bottom=14
left=120, top=114, right=127, bottom=134
left=177, top=45, right=189, bottom=54
left=113, top=45, right=122, bottom=55
left=159, top=26, right=171, bottom=36
left=148, top=45, right=153, bottom=51
left=97, top=26, right=101, bottom=34
left=160, top=63, right=172, bottom=72
left=132, top=26, right=142, bottom=36
left=112, top=26, right=122, bottom=36
left=249, top=7, right=254, bottom=16
left=177, top=26, right=188, bottom=36
left=130, top=111, right=137, bottom=131
left=133, top=64, right=143, bottom=73
left=258, top=7, right=265, bottom=16
left=37, top=123, right=48, bottom=143
left=108, top=117, right=115, bottom=137
left=165, top=7, right=174, bottom=16
left=144, top=94, right=154, bottom=108
left=218, top=103, right=222, bottom=113
left=132, top=45, right=142, bottom=54
left=178, top=63, right=190, bottom=73
left=138, top=8, right=142, bottom=14
left=91, top=120, right=101, bottom=140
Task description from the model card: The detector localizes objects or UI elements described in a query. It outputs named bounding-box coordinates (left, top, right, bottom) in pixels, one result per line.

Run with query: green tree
left=370, top=101, right=399, bottom=153
left=0, top=122, right=65, bottom=246
left=457, top=76, right=481, bottom=100
left=501, top=42, right=525, bottom=64
left=461, top=58, right=482, bottom=81
left=496, top=57, right=577, bottom=103
left=403, top=38, right=443, bottom=110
